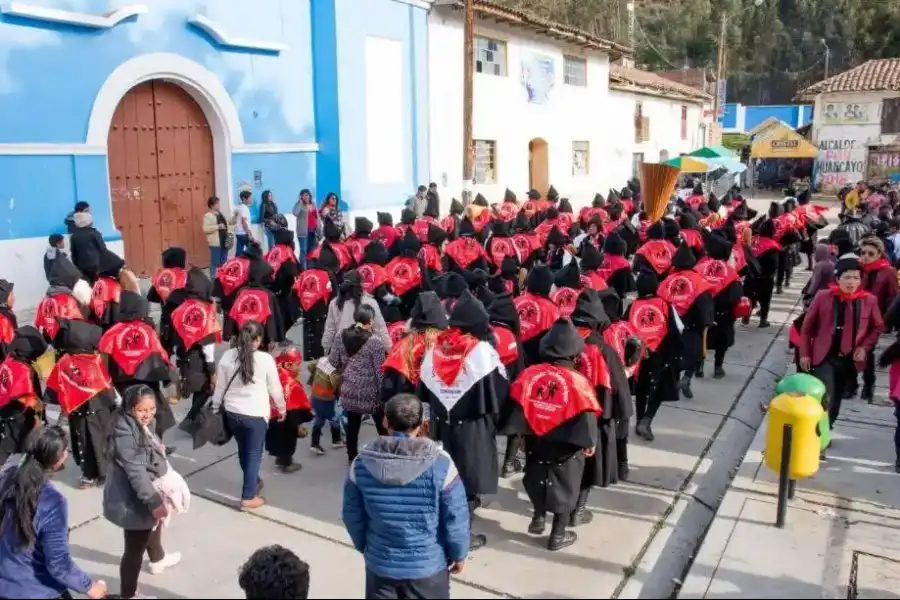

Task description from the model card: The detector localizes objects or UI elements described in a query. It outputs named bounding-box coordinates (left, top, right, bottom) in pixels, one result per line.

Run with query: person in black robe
left=381, top=291, right=448, bottom=401
left=429, top=270, right=467, bottom=314
left=747, top=219, right=781, bottom=329
left=89, top=249, right=125, bottom=330
left=161, top=268, right=221, bottom=434
left=551, top=261, right=583, bottom=318
left=225, top=259, right=285, bottom=347
left=505, top=318, right=600, bottom=551
left=596, top=232, right=635, bottom=297
left=627, top=268, right=684, bottom=441
left=512, top=210, right=542, bottom=270
left=266, top=228, right=301, bottom=331
left=346, top=216, right=374, bottom=266
left=418, top=289, right=508, bottom=552
left=696, top=230, right=744, bottom=379
left=486, top=220, right=519, bottom=274
left=35, top=254, right=92, bottom=345
left=544, top=226, right=571, bottom=272
left=214, top=241, right=267, bottom=315
left=659, top=245, right=715, bottom=399
left=571, top=289, right=632, bottom=491
left=386, top=229, right=424, bottom=320
left=515, top=264, right=561, bottom=366
left=147, top=247, right=187, bottom=305
left=0, top=326, right=47, bottom=464
left=0, top=280, right=17, bottom=362
left=633, top=222, right=675, bottom=279
left=359, top=240, right=403, bottom=325
left=443, top=219, right=490, bottom=273
left=44, top=319, right=118, bottom=488
left=99, top=290, right=177, bottom=454
left=418, top=224, right=447, bottom=281
left=292, top=256, right=335, bottom=360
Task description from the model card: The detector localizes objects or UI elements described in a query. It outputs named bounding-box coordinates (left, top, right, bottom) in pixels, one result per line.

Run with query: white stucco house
left=427, top=0, right=631, bottom=207
left=797, top=58, right=900, bottom=193
left=606, top=65, right=713, bottom=185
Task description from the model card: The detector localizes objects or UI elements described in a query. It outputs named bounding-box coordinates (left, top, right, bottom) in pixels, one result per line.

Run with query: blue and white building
left=0, top=0, right=430, bottom=309
left=719, top=103, right=813, bottom=134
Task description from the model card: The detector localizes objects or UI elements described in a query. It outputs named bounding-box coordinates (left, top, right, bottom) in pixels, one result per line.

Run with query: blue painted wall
left=313, top=0, right=430, bottom=213
left=232, top=153, right=317, bottom=223
left=720, top=104, right=739, bottom=130
left=721, top=103, right=814, bottom=133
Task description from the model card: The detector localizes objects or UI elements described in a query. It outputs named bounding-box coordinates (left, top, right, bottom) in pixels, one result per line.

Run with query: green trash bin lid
left=775, top=373, right=827, bottom=401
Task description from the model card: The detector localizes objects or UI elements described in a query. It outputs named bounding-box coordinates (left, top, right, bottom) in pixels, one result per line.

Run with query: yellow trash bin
left=765, top=392, right=823, bottom=480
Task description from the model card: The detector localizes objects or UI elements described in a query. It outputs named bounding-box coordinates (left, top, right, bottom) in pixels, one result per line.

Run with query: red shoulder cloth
left=490, top=324, right=519, bottom=367
left=581, top=271, right=608, bottom=292
left=0, top=313, right=14, bottom=345
left=635, top=240, right=675, bottom=275
left=680, top=229, right=703, bottom=250
left=694, top=257, right=740, bottom=296
left=345, top=237, right=372, bottom=264
left=0, top=357, right=38, bottom=410
left=357, top=263, right=387, bottom=295
left=497, top=202, right=520, bottom=222
left=596, top=254, right=630, bottom=281
left=34, top=293, right=83, bottom=340
left=658, top=270, right=713, bottom=316
left=265, top=245, right=299, bottom=274
left=293, top=269, right=333, bottom=311
left=47, top=353, right=113, bottom=415
left=510, top=364, right=601, bottom=435
left=151, top=267, right=187, bottom=303
left=171, top=298, right=222, bottom=350
left=603, top=321, right=642, bottom=378
left=90, top=276, right=121, bottom=321
left=418, top=244, right=443, bottom=273
left=489, top=236, right=520, bottom=267
left=629, top=297, right=669, bottom=353
left=217, top=257, right=250, bottom=297
left=280, top=367, right=311, bottom=412
left=512, top=233, right=540, bottom=260
left=514, top=293, right=561, bottom=342
left=445, top=238, right=487, bottom=269
left=550, top=286, right=580, bottom=318
left=387, top=321, right=408, bottom=345
left=99, top=321, right=169, bottom=376
left=382, top=332, right=428, bottom=385
left=386, top=256, right=422, bottom=297
left=573, top=327, right=611, bottom=390
left=228, top=288, right=273, bottom=329
left=750, top=236, right=782, bottom=257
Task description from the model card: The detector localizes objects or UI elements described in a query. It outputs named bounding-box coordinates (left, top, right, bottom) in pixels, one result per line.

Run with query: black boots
left=548, top=513, right=577, bottom=551
left=861, top=384, right=874, bottom=404
left=636, top=417, right=654, bottom=441
left=468, top=498, right=487, bottom=551
left=568, top=489, right=594, bottom=527
left=695, top=364, right=704, bottom=378
left=528, top=511, right=546, bottom=534
left=714, top=364, right=726, bottom=379
left=679, top=374, right=694, bottom=399
left=501, top=436, right=523, bottom=478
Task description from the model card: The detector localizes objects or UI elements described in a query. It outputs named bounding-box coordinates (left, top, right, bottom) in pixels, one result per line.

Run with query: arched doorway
left=107, top=80, right=215, bottom=276
left=529, top=138, right=549, bottom=194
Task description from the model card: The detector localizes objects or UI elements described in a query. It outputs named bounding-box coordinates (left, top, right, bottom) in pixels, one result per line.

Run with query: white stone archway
left=86, top=52, right=242, bottom=212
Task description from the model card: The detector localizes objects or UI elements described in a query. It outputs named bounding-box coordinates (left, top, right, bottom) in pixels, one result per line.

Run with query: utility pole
left=821, top=39, right=831, bottom=79
left=712, top=13, right=726, bottom=121
left=462, top=0, right=475, bottom=205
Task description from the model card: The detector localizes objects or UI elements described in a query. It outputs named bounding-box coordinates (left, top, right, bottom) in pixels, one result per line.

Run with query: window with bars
left=474, top=140, right=497, bottom=184
left=563, top=55, right=587, bottom=87
left=572, top=141, right=590, bottom=176
left=475, top=36, right=507, bottom=77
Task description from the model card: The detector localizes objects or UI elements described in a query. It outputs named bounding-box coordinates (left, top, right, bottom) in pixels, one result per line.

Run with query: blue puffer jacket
left=342, top=435, right=470, bottom=580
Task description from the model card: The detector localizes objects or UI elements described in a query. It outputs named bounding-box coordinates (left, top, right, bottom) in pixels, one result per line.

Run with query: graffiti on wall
left=816, top=138, right=866, bottom=189
left=820, top=102, right=875, bottom=125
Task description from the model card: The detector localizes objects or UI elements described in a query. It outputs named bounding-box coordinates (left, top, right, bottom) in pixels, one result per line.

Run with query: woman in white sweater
left=211, top=321, right=285, bottom=510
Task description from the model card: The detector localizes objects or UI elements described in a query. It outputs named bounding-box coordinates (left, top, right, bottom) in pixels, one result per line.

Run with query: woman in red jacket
left=800, top=255, right=885, bottom=427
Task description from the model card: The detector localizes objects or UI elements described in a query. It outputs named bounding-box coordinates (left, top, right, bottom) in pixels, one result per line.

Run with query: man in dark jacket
left=343, top=394, right=469, bottom=599
left=69, top=208, right=108, bottom=283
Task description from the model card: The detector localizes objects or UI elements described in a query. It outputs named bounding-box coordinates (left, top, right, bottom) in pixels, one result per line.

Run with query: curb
left=617, top=301, right=801, bottom=599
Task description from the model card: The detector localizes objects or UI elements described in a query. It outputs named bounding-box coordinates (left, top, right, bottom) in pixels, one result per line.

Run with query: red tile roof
left=797, top=59, right=900, bottom=100
left=609, top=64, right=712, bottom=102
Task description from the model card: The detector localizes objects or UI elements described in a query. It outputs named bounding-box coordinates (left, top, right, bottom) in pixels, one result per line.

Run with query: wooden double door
left=107, top=80, right=215, bottom=276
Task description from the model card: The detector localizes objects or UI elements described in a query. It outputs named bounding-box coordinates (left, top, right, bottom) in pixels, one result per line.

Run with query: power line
left=632, top=14, right=682, bottom=69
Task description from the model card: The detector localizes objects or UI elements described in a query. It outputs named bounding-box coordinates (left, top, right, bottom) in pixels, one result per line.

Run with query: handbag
left=192, top=369, right=240, bottom=450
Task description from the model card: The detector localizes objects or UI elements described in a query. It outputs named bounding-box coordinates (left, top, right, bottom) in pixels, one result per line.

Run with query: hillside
left=497, top=0, right=900, bottom=104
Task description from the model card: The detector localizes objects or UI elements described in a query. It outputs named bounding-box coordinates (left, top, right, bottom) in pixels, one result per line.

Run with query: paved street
left=26, top=194, right=813, bottom=599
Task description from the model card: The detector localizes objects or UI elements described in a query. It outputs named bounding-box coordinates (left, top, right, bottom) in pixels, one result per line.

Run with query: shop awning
left=750, top=124, right=817, bottom=159
left=663, top=155, right=716, bottom=173
left=689, top=145, right=736, bottom=159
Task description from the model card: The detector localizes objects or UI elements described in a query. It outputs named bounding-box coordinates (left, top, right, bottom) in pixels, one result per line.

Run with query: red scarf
left=828, top=282, right=869, bottom=302
left=432, top=329, right=480, bottom=385
left=860, top=257, right=891, bottom=272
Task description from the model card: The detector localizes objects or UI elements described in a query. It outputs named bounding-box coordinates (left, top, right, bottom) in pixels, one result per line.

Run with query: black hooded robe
left=266, top=229, right=301, bottom=330
left=89, top=249, right=126, bottom=330
left=147, top=247, right=188, bottom=305
left=224, top=260, right=285, bottom=346
left=0, top=326, right=47, bottom=463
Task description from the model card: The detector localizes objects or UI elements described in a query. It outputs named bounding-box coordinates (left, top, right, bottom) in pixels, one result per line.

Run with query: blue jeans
left=307, top=235, right=317, bottom=255
left=235, top=234, right=249, bottom=257
left=297, top=235, right=308, bottom=269
left=209, top=246, right=227, bottom=279
left=311, top=396, right=340, bottom=429
left=224, top=411, right=268, bottom=500
left=264, top=229, right=275, bottom=253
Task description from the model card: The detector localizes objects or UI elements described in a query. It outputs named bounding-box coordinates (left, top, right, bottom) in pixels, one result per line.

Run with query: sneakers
left=278, top=463, right=302, bottom=474
left=332, top=440, right=345, bottom=449
left=311, top=445, right=326, bottom=456
left=148, top=551, right=181, bottom=575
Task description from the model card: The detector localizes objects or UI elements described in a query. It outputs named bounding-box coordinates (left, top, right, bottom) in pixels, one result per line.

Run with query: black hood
left=162, top=247, right=186, bottom=269
left=635, top=267, right=660, bottom=297
left=324, top=218, right=342, bottom=242
left=435, top=272, right=467, bottom=299
left=462, top=268, right=489, bottom=292
left=514, top=211, right=532, bottom=232
left=410, top=291, right=449, bottom=330
left=592, top=193, right=606, bottom=208
left=48, top=254, right=82, bottom=289
left=401, top=208, right=416, bottom=225
left=274, top=228, right=294, bottom=247
left=597, top=288, right=622, bottom=321
left=580, top=242, right=603, bottom=270
left=377, top=212, right=393, bottom=227
left=424, top=192, right=440, bottom=219
left=449, top=198, right=464, bottom=215
left=606, top=189, right=618, bottom=204
left=546, top=207, right=560, bottom=220
left=97, top=249, right=125, bottom=278
left=698, top=203, right=711, bottom=217
left=397, top=229, right=421, bottom=256
left=488, top=293, right=520, bottom=335
left=719, top=220, right=737, bottom=244
left=115, top=290, right=150, bottom=322
left=620, top=187, right=634, bottom=200
left=526, top=264, right=554, bottom=296
left=722, top=190, right=734, bottom=205
left=539, top=318, right=585, bottom=361
left=730, top=202, right=749, bottom=221
left=758, top=218, right=776, bottom=239
left=554, top=261, right=582, bottom=289
left=9, top=326, right=48, bottom=362
left=0, top=280, right=12, bottom=307
left=546, top=185, right=559, bottom=201
left=473, top=193, right=489, bottom=207
left=603, top=232, right=626, bottom=256
left=362, top=240, right=390, bottom=266
left=427, top=224, right=448, bottom=246
left=703, top=229, right=733, bottom=261
left=56, top=319, right=103, bottom=354
left=341, top=325, right=372, bottom=357
left=672, top=242, right=697, bottom=270
left=663, top=218, right=681, bottom=241
left=768, top=202, right=783, bottom=218
left=500, top=255, right=519, bottom=277
left=448, top=289, right=490, bottom=338
left=355, top=217, right=374, bottom=236
left=458, top=218, right=476, bottom=238
left=248, top=258, right=273, bottom=286
left=647, top=222, right=665, bottom=240
left=558, top=198, right=574, bottom=214
left=242, top=240, right=264, bottom=260
left=527, top=189, right=541, bottom=201
left=492, top=220, right=511, bottom=237
left=606, top=202, right=622, bottom=222
left=184, top=267, right=213, bottom=301
left=546, top=226, right=567, bottom=247
left=708, top=193, right=721, bottom=212
left=571, top=289, right=610, bottom=331
left=679, top=212, right=699, bottom=230
left=504, top=188, right=517, bottom=203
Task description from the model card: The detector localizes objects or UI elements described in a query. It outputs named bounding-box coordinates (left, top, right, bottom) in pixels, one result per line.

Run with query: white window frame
left=474, top=140, right=498, bottom=184
left=572, top=141, right=590, bottom=176
left=563, top=55, right=587, bottom=87
left=475, top=36, right=507, bottom=77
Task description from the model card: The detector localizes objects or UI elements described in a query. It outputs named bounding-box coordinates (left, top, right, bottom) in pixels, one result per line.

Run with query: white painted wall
left=606, top=90, right=707, bottom=186
left=811, top=90, right=900, bottom=192
left=428, top=11, right=616, bottom=209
